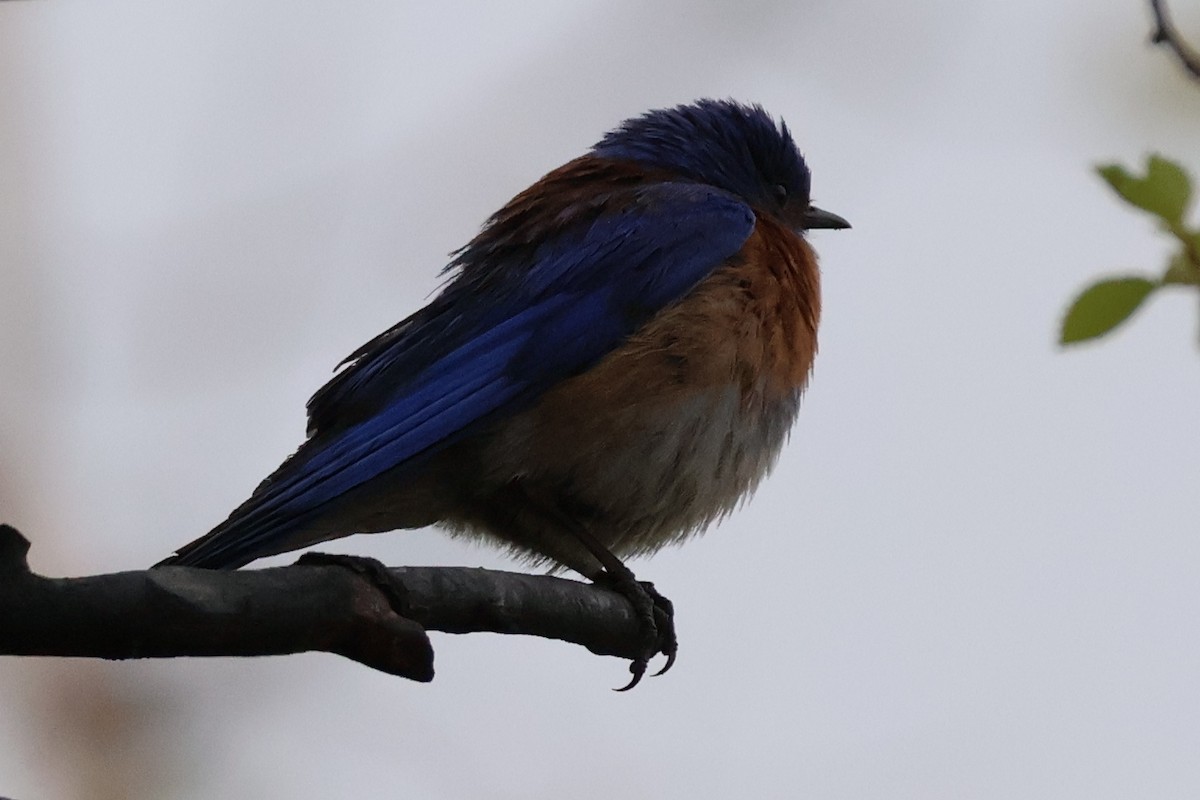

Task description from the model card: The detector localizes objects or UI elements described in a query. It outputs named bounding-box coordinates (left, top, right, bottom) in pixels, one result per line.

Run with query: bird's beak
left=800, top=206, right=851, bottom=230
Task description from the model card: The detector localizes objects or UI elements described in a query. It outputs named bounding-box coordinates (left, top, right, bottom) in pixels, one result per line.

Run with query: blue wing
left=165, top=182, right=755, bottom=567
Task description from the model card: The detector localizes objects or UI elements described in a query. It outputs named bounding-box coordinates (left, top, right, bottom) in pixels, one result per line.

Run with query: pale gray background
left=2, top=2, right=1200, bottom=798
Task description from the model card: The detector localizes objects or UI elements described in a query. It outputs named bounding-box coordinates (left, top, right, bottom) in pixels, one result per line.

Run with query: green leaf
left=1060, top=277, right=1158, bottom=344
left=1096, top=155, right=1192, bottom=225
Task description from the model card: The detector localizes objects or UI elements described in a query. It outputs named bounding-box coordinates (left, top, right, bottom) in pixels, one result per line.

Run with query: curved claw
left=645, top=581, right=677, bottom=677
left=592, top=569, right=677, bottom=690
left=615, top=658, right=649, bottom=692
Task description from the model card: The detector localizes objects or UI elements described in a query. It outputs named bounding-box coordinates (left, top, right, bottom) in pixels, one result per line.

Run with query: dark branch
left=1149, top=0, right=1200, bottom=80
left=0, top=524, right=648, bottom=682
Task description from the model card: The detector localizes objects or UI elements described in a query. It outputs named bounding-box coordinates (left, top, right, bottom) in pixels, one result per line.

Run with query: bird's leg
left=514, top=484, right=677, bottom=690
left=570, top=525, right=677, bottom=691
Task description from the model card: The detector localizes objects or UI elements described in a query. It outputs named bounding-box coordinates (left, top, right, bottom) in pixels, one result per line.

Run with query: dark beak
left=800, top=206, right=851, bottom=230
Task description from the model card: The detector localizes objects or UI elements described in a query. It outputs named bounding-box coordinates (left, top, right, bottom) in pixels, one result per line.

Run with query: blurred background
left=2, top=1, right=1200, bottom=798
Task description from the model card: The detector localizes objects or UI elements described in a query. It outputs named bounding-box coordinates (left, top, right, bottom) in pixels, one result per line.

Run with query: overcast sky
left=3, top=2, right=1200, bottom=798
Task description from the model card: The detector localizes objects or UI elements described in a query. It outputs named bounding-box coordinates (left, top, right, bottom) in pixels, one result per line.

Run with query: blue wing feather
left=168, top=182, right=755, bottom=566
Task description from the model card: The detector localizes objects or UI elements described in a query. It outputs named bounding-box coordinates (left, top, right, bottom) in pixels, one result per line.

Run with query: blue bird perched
left=159, top=99, right=849, bottom=686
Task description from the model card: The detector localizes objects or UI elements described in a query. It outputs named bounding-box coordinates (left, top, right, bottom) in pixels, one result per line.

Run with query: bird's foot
left=296, top=552, right=411, bottom=618
left=594, top=564, right=677, bottom=691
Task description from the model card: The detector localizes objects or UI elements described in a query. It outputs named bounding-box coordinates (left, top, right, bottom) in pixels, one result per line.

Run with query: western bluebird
left=159, top=99, right=849, bottom=686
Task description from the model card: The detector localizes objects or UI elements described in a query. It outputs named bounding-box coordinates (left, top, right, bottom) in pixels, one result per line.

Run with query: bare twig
left=0, top=524, right=649, bottom=682
left=1149, top=0, right=1200, bottom=80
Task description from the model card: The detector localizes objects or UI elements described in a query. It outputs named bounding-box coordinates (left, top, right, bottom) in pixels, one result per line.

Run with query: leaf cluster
left=1061, top=156, right=1200, bottom=345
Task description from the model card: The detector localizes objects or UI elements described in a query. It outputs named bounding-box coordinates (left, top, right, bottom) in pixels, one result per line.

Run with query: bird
left=159, top=99, right=848, bottom=686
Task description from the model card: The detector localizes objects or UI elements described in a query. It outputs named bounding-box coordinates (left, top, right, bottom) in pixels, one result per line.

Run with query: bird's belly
left=480, top=378, right=801, bottom=561
left=546, top=385, right=802, bottom=555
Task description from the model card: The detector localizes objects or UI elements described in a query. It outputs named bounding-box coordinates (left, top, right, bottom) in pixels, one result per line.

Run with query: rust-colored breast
left=690, top=214, right=821, bottom=399
left=572, top=213, right=821, bottom=406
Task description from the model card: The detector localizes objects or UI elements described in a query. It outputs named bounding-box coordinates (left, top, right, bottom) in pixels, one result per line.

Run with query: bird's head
left=592, top=99, right=849, bottom=233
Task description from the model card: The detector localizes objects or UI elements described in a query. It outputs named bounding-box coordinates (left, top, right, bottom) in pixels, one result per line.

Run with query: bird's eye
left=772, top=183, right=789, bottom=204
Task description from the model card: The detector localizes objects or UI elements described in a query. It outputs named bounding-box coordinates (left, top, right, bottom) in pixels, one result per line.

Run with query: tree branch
left=0, top=524, right=647, bottom=682
left=1149, top=0, right=1200, bottom=81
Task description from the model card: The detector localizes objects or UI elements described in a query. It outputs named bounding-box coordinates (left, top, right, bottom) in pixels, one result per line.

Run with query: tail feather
left=154, top=521, right=278, bottom=569
left=156, top=444, right=333, bottom=569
